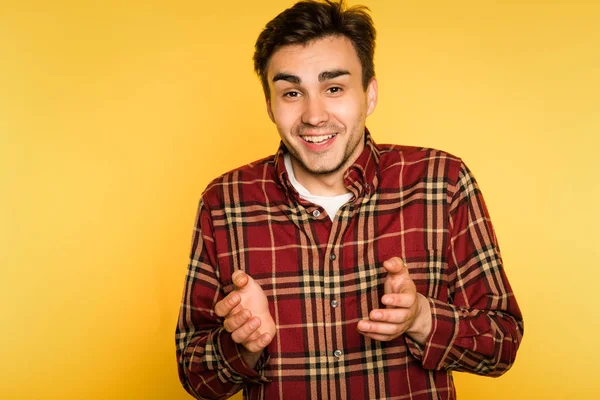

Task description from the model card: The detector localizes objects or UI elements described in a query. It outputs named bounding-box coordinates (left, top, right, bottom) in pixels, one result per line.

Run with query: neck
left=288, top=132, right=366, bottom=197
left=291, top=161, right=348, bottom=196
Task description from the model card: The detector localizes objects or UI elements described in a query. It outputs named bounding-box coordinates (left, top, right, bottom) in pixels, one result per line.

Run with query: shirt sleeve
left=175, top=198, right=270, bottom=400
left=405, top=161, right=524, bottom=376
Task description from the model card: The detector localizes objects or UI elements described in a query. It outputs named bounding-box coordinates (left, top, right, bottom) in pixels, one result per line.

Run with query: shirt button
left=333, top=349, right=343, bottom=358
left=329, top=253, right=336, bottom=261
left=312, top=209, right=320, bottom=218
left=331, top=300, right=339, bottom=308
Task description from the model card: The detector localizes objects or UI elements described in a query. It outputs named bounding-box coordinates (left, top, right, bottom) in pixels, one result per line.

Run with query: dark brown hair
left=253, top=0, right=376, bottom=99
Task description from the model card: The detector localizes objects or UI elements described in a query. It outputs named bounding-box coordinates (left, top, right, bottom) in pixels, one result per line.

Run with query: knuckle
left=246, top=319, right=261, bottom=334
left=400, top=310, right=410, bottom=322
left=231, top=305, right=243, bottom=315
left=227, top=295, right=238, bottom=306
left=236, top=312, right=246, bottom=324
left=230, top=332, right=242, bottom=343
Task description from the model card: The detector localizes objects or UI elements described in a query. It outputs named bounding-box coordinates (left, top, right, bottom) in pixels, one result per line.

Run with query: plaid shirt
left=176, top=131, right=523, bottom=400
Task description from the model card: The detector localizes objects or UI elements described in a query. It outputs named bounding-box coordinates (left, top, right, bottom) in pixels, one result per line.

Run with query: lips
left=298, top=133, right=338, bottom=152
left=301, top=134, right=337, bottom=144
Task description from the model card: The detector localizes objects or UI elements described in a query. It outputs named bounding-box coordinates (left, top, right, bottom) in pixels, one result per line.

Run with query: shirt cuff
left=218, top=328, right=271, bottom=384
left=405, top=297, right=459, bottom=370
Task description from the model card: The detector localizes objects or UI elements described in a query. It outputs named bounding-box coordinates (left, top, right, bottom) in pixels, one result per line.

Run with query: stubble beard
left=286, top=123, right=365, bottom=177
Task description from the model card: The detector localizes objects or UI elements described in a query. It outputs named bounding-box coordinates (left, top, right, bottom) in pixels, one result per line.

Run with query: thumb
left=232, top=270, right=250, bottom=290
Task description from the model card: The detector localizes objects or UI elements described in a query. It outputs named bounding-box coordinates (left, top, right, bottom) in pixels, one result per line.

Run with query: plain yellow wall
left=1, top=0, right=598, bottom=399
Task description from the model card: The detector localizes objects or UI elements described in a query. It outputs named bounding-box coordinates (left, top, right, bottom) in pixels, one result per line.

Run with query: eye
left=326, top=86, right=343, bottom=94
left=283, top=91, right=301, bottom=98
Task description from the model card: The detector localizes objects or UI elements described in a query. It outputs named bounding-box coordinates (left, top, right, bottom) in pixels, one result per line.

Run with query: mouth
left=300, top=133, right=337, bottom=144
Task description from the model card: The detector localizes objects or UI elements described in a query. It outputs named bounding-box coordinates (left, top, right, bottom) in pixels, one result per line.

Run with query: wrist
left=240, top=347, right=264, bottom=369
left=406, top=294, right=432, bottom=345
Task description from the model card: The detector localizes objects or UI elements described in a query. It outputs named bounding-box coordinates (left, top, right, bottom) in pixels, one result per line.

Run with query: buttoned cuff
left=405, top=298, right=459, bottom=370
left=218, top=328, right=271, bottom=384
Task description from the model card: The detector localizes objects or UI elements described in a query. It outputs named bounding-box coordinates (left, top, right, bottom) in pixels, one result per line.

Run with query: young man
left=176, top=1, right=523, bottom=399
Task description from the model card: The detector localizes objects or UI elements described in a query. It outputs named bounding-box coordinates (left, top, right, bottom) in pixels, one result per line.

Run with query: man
left=176, top=1, right=524, bottom=399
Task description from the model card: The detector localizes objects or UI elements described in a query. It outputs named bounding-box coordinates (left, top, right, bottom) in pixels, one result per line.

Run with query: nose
left=301, top=95, right=329, bottom=126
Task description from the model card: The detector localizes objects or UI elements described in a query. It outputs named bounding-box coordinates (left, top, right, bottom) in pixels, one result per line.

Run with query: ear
left=366, top=78, right=378, bottom=116
left=266, top=97, right=275, bottom=123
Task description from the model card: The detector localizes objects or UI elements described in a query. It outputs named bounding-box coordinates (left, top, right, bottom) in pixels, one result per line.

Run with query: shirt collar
left=274, top=128, right=380, bottom=201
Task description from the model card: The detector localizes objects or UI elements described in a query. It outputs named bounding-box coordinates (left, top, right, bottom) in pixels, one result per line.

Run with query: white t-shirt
left=284, top=153, right=353, bottom=222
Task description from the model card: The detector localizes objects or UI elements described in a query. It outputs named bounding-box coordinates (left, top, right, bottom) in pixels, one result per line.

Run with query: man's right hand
left=215, top=270, right=276, bottom=367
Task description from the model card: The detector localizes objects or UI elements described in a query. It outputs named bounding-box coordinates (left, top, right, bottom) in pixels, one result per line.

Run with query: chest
left=213, top=193, right=450, bottom=303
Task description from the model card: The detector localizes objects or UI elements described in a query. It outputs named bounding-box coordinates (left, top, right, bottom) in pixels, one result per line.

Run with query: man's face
left=266, top=36, right=377, bottom=180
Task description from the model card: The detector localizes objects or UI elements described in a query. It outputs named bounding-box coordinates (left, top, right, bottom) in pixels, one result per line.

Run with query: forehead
left=267, top=36, right=362, bottom=81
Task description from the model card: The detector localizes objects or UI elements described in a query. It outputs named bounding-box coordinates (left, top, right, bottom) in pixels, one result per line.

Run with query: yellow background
left=1, top=0, right=598, bottom=398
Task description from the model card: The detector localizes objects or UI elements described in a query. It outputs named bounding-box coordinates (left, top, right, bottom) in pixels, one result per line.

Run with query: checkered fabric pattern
left=176, top=131, right=523, bottom=400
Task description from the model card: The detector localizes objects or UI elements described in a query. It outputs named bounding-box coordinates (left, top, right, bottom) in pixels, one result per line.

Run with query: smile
left=300, top=134, right=337, bottom=144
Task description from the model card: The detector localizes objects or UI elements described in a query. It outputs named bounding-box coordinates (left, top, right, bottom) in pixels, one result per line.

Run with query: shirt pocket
left=379, top=249, right=448, bottom=301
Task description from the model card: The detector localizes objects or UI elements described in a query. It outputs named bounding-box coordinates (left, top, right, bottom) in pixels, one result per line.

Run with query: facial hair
left=286, top=118, right=365, bottom=176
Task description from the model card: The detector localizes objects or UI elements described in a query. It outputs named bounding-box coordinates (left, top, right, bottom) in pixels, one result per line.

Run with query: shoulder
left=200, top=155, right=278, bottom=208
left=377, top=144, right=464, bottom=181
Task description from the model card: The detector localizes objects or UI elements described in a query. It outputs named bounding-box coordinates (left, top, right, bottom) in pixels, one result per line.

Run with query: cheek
left=330, top=97, right=365, bottom=123
left=273, top=104, right=301, bottom=132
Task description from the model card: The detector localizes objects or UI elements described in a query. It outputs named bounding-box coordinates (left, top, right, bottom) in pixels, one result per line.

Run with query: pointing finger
left=383, top=258, right=415, bottom=295
left=382, top=257, right=408, bottom=275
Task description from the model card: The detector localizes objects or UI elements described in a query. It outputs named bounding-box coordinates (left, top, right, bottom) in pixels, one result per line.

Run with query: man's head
left=253, top=0, right=376, bottom=100
left=253, top=1, right=378, bottom=186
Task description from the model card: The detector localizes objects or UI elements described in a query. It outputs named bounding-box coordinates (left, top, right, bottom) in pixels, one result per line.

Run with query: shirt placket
left=324, top=211, right=351, bottom=399
left=301, top=193, right=361, bottom=400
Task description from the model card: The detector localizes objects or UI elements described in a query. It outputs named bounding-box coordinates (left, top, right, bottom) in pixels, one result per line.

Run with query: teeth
left=302, top=134, right=336, bottom=143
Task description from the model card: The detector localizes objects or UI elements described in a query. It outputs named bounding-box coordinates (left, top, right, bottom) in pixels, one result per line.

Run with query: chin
left=305, top=160, right=345, bottom=176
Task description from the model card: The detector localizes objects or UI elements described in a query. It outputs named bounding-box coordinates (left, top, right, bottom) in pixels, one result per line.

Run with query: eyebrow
left=318, top=69, right=350, bottom=81
left=272, top=69, right=351, bottom=84
left=272, top=73, right=300, bottom=84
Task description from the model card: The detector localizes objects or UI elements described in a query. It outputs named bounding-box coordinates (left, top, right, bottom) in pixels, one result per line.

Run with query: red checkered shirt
left=176, top=131, right=524, bottom=400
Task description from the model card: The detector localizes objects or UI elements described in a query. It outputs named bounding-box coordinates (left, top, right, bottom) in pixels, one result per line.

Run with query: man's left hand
left=357, top=257, right=432, bottom=345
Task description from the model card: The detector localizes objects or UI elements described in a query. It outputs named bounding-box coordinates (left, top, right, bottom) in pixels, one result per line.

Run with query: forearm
left=413, top=160, right=524, bottom=375
left=406, top=297, right=523, bottom=376
left=177, top=199, right=266, bottom=398
left=177, top=329, right=242, bottom=400
left=177, top=328, right=269, bottom=399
